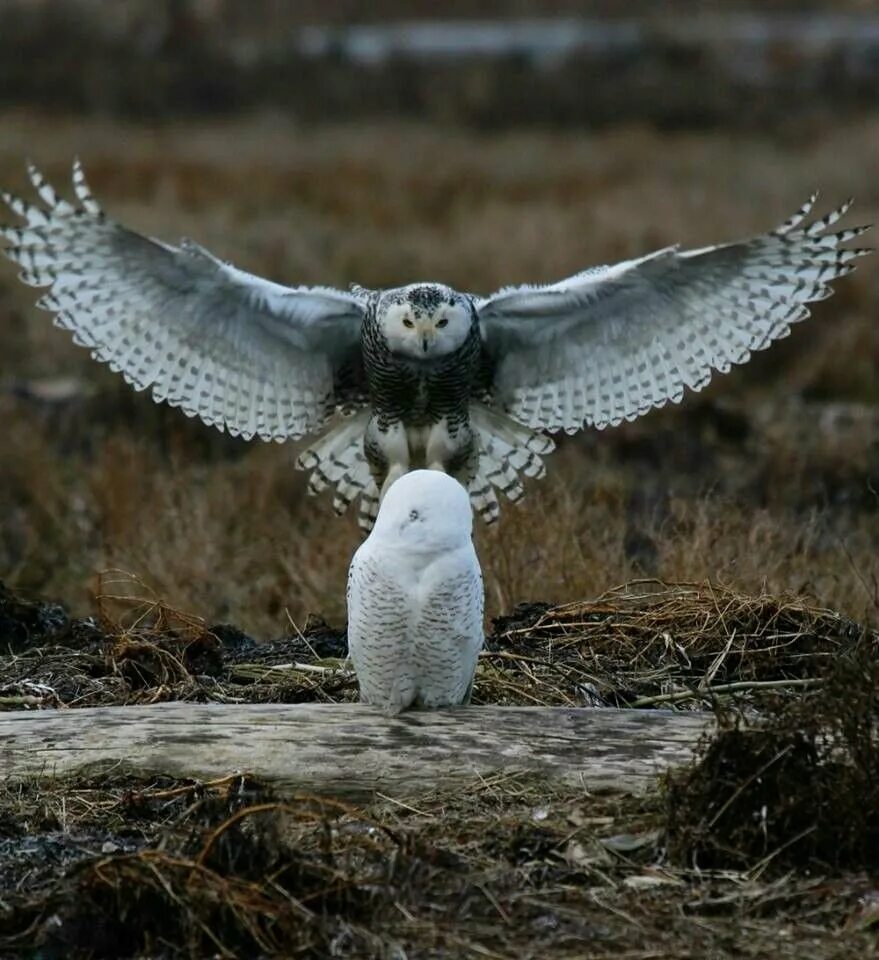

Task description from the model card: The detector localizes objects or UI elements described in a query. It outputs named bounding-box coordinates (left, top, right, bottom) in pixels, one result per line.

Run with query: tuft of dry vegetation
left=665, top=642, right=879, bottom=875
left=2, top=577, right=874, bottom=714
left=486, top=579, right=872, bottom=709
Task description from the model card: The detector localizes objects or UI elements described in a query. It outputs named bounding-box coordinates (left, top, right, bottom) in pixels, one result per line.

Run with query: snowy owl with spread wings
left=347, top=469, right=483, bottom=713
left=0, top=163, right=871, bottom=528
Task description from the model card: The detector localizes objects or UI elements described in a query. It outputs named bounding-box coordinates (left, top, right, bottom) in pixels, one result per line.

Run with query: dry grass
left=665, top=640, right=879, bottom=874
left=2, top=767, right=877, bottom=958
left=2, top=577, right=873, bottom=712
left=2, top=576, right=878, bottom=958
left=1, top=112, right=878, bottom=634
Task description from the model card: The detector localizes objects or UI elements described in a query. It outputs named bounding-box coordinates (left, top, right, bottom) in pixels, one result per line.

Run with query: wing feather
left=478, top=197, right=872, bottom=432
left=0, top=162, right=369, bottom=441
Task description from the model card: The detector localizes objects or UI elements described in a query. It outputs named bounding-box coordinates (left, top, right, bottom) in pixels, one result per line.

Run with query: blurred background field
left=1, top=6, right=878, bottom=958
left=0, top=0, right=877, bottom=636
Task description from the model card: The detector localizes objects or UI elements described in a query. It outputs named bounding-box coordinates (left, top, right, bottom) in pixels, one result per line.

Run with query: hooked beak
left=422, top=336, right=430, bottom=353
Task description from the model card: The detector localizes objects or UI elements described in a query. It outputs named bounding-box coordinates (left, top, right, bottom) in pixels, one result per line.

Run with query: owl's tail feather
left=298, top=404, right=554, bottom=531
left=467, top=403, right=555, bottom=524
left=357, top=486, right=380, bottom=531
left=296, top=411, right=379, bottom=529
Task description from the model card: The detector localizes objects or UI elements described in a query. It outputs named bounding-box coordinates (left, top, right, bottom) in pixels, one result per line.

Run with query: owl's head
left=372, top=469, right=473, bottom=549
left=376, top=284, right=473, bottom=360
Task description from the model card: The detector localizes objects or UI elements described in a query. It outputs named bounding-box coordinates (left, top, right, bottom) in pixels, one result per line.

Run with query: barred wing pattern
left=477, top=197, right=871, bottom=434
left=0, top=163, right=367, bottom=442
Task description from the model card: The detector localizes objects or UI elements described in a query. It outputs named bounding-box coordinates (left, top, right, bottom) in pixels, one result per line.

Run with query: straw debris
left=665, top=639, right=879, bottom=874
left=2, top=576, right=870, bottom=713
left=485, top=579, right=869, bottom=710
left=3, top=769, right=878, bottom=959
left=1, top=578, right=877, bottom=957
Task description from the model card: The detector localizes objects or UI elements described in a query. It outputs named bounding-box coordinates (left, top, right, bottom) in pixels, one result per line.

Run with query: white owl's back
left=347, top=538, right=484, bottom=714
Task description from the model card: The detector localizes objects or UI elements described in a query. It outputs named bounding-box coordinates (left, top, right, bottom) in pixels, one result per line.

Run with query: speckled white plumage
left=346, top=470, right=484, bottom=714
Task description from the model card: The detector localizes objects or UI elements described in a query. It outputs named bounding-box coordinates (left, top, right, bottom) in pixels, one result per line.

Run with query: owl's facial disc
left=378, top=285, right=471, bottom=359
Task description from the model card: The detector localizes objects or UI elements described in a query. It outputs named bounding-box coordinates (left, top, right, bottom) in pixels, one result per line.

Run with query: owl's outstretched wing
left=477, top=197, right=872, bottom=434
left=0, top=162, right=368, bottom=442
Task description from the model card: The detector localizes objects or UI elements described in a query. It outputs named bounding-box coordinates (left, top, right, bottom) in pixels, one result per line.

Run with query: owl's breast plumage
left=347, top=543, right=484, bottom=713
left=361, top=313, right=482, bottom=428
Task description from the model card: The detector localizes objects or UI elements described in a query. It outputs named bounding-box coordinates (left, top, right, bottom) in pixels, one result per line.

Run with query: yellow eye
left=403, top=317, right=414, bottom=328
left=436, top=317, right=449, bottom=328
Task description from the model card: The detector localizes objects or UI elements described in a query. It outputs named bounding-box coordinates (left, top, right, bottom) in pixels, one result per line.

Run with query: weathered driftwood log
left=0, top=704, right=712, bottom=799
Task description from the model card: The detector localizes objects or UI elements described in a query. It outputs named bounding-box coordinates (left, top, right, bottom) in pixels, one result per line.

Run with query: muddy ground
left=1, top=580, right=877, bottom=958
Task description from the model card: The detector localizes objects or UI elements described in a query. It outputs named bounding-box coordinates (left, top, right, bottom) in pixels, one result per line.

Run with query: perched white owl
left=346, top=469, right=484, bottom=714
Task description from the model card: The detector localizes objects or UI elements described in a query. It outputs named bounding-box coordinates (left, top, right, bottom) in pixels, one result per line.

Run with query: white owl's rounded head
left=371, top=469, right=473, bottom=548
left=376, top=284, right=473, bottom=360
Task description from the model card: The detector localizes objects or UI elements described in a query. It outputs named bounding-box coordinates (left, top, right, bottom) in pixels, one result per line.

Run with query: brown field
left=1, top=102, right=878, bottom=959
left=1, top=110, right=877, bottom=636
